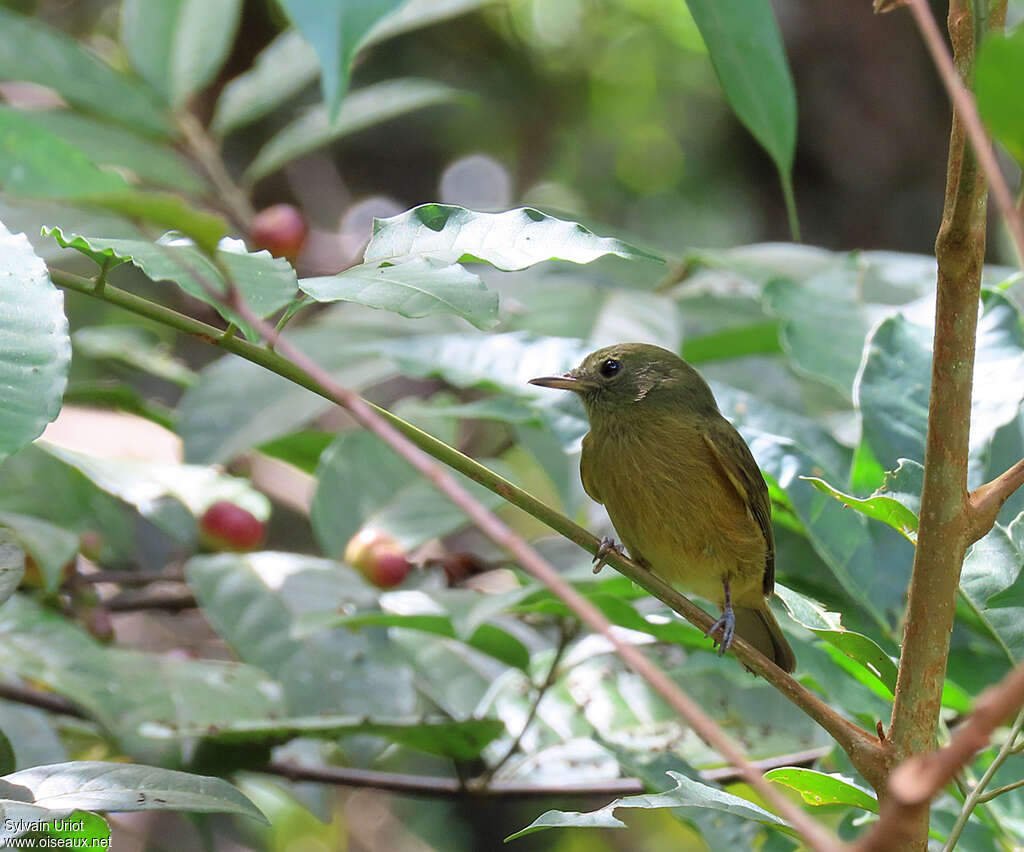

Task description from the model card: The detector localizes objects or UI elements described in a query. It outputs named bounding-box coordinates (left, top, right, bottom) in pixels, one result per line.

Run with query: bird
left=529, top=342, right=796, bottom=672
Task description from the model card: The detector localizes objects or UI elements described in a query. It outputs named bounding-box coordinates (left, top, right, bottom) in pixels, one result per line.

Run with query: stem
left=979, top=775, right=1024, bottom=803
left=781, top=172, right=802, bottom=243
left=50, top=267, right=886, bottom=792
left=177, top=112, right=256, bottom=232
left=942, top=708, right=1024, bottom=851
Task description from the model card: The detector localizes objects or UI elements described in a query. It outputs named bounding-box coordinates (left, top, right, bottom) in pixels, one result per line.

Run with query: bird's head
left=529, top=342, right=718, bottom=421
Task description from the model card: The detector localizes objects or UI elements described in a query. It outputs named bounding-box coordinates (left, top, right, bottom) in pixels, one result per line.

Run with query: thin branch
left=979, top=775, right=1024, bottom=803
left=478, top=621, right=576, bottom=784
left=903, top=0, right=1024, bottom=265
left=208, top=279, right=841, bottom=851
left=104, top=588, right=196, bottom=612
left=50, top=269, right=885, bottom=791
left=967, top=456, right=1024, bottom=543
left=177, top=112, right=256, bottom=232
left=854, top=660, right=1024, bottom=852
left=74, top=569, right=185, bottom=586
left=0, top=681, right=86, bottom=718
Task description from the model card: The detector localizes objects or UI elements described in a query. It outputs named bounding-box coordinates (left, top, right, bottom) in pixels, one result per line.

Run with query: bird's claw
left=705, top=608, right=736, bottom=656
left=592, top=537, right=624, bottom=574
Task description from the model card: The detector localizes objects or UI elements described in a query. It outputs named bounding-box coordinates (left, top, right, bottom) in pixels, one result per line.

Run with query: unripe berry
left=250, top=204, right=308, bottom=261
left=344, top=529, right=411, bottom=588
left=199, top=501, right=266, bottom=552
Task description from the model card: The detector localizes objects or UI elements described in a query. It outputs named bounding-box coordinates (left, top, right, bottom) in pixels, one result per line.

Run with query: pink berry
left=200, top=501, right=267, bottom=552
left=344, top=529, right=411, bottom=588
left=250, top=204, right=308, bottom=261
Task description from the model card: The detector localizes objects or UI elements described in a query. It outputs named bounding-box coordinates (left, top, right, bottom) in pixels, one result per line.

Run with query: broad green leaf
left=0, top=733, right=15, bottom=777
left=212, top=31, right=320, bottom=135
left=764, top=768, right=877, bottom=812
left=141, top=715, right=505, bottom=760
left=178, top=320, right=396, bottom=464
left=0, top=223, right=70, bottom=463
left=507, top=771, right=787, bottom=840
left=0, top=532, right=24, bottom=608
left=62, top=382, right=176, bottom=431
left=246, top=78, right=467, bottom=181
left=0, top=595, right=284, bottom=759
left=0, top=196, right=145, bottom=262
left=0, top=702, right=67, bottom=771
left=277, top=0, right=405, bottom=121
left=802, top=476, right=918, bottom=543
left=45, top=228, right=297, bottom=341
left=774, top=586, right=897, bottom=694
left=961, top=518, right=1024, bottom=660
left=311, top=430, right=509, bottom=555
left=21, top=110, right=205, bottom=194
left=684, top=0, right=797, bottom=233
left=257, top=430, right=334, bottom=474
left=0, top=512, right=78, bottom=592
left=3, top=762, right=264, bottom=821
left=300, top=257, right=498, bottom=329
left=977, top=27, right=1024, bottom=164
left=0, top=108, right=126, bottom=199
left=0, top=8, right=170, bottom=136
left=858, top=292, right=1024, bottom=471
left=185, top=552, right=416, bottom=716
left=681, top=321, right=782, bottom=364
left=39, top=443, right=270, bottom=522
left=121, top=0, right=242, bottom=108
left=73, top=326, right=197, bottom=388
left=362, top=0, right=498, bottom=48
left=365, top=204, right=663, bottom=269
left=763, top=262, right=873, bottom=396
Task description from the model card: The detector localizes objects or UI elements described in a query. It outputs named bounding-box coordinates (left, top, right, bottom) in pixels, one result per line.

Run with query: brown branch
left=177, top=112, right=256, bottom=232
left=104, top=588, right=196, bottom=612
left=0, top=681, right=86, bottom=718
left=51, top=268, right=886, bottom=797
left=215, top=290, right=841, bottom=851
left=967, top=456, right=1024, bottom=543
left=74, top=569, right=185, bottom=586
left=903, top=0, right=1024, bottom=265
left=853, top=661, right=1024, bottom=852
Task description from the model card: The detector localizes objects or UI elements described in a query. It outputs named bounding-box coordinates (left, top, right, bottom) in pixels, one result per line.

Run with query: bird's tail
left=734, top=605, right=796, bottom=673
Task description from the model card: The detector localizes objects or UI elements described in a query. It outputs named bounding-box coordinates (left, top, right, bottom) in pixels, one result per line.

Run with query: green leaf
left=858, top=292, right=1024, bottom=470
left=681, top=321, right=782, bottom=364
left=121, top=0, right=242, bottom=108
left=362, top=0, right=498, bottom=49
left=3, top=762, right=265, bottom=821
left=61, top=382, right=176, bottom=431
left=311, top=430, right=509, bottom=554
left=764, top=768, right=877, bottom=812
left=365, top=204, right=663, bottom=270
left=0, top=8, right=170, bottom=136
left=977, top=27, right=1024, bottom=165
left=22, top=110, right=205, bottom=194
left=0, top=732, right=14, bottom=777
left=0, top=108, right=127, bottom=199
left=684, top=0, right=798, bottom=235
left=73, top=326, right=197, bottom=388
left=0, top=532, right=24, bottom=608
left=0, top=512, right=78, bottom=592
left=45, top=228, right=297, bottom=340
left=763, top=262, right=873, bottom=396
left=277, top=0, right=406, bottom=121
left=246, top=78, right=468, bottom=181
left=507, top=771, right=787, bottom=840
left=211, top=31, right=320, bottom=136
left=257, top=430, right=334, bottom=474
left=185, top=552, right=416, bottom=716
left=802, top=476, right=918, bottom=543
left=0, top=223, right=70, bottom=463
left=142, top=715, right=505, bottom=760
left=300, top=257, right=498, bottom=329
left=774, top=586, right=897, bottom=694
left=961, top=517, right=1024, bottom=661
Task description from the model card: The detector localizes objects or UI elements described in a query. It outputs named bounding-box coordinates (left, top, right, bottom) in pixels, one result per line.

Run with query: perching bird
left=530, top=342, right=796, bottom=672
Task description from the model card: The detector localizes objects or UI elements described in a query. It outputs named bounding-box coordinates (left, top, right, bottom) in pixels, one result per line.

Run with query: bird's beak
left=528, top=373, right=594, bottom=392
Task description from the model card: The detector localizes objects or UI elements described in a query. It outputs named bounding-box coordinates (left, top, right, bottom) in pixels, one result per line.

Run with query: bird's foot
left=705, top=605, right=736, bottom=656
left=592, top=537, right=625, bottom=574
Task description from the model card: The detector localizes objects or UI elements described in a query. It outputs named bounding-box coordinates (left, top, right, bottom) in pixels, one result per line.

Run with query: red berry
left=344, top=529, right=411, bottom=589
left=250, top=204, right=308, bottom=261
left=200, top=501, right=267, bottom=552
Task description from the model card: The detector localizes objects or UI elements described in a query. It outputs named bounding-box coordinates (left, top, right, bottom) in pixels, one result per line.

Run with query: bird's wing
left=701, top=422, right=775, bottom=595
left=580, top=432, right=603, bottom=504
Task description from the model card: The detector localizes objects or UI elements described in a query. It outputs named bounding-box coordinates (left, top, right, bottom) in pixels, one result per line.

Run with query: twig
left=177, top=112, right=256, bottom=232
left=478, top=620, right=576, bottom=784
left=75, top=569, right=185, bottom=586
left=104, top=588, right=196, bottom=612
left=979, top=775, right=1024, bottom=803
left=0, top=681, right=86, bottom=718
left=263, top=761, right=645, bottom=799
left=903, top=0, right=1024, bottom=265
left=49, top=268, right=886, bottom=792
left=967, top=456, right=1024, bottom=543
left=854, top=660, right=1024, bottom=852
left=212, top=281, right=841, bottom=850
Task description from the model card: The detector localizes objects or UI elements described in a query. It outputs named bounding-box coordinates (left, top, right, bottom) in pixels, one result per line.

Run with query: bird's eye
left=599, top=358, right=622, bottom=378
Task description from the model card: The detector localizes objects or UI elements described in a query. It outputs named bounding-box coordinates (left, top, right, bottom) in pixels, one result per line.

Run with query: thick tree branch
left=854, top=661, right=1024, bottom=852
left=967, top=456, right=1024, bottom=543
left=51, top=268, right=886, bottom=793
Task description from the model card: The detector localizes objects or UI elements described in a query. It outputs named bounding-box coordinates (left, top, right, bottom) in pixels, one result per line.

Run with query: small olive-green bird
left=530, top=342, right=796, bottom=672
